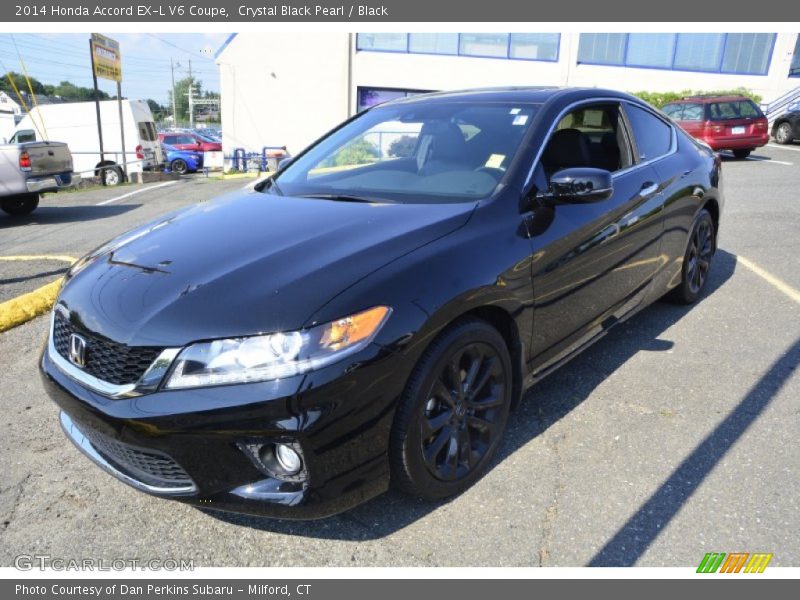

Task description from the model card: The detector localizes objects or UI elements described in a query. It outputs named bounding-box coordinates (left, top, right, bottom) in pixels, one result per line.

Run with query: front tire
left=102, top=166, right=123, bottom=186
left=732, top=149, right=751, bottom=159
left=390, top=319, right=513, bottom=500
left=774, top=122, right=793, bottom=145
left=668, top=208, right=715, bottom=304
left=1, top=193, right=40, bottom=216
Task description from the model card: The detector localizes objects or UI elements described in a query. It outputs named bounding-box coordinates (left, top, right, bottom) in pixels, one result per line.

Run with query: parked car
left=41, top=87, right=723, bottom=519
left=158, top=132, right=221, bottom=152
left=771, top=107, right=800, bottom=145
left=0, top=140, right=76, bottom=216
left=662, top=95, right=769, bottom=158
left=13, top=100, right=163, bottom=186
left=162, top=143, right=202, bottom=174
left=195, top=128, right=221, bottom=142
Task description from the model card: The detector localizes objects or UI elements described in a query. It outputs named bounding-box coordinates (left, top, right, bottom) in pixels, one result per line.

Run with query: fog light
left=273, top=443, right=302, bottom=475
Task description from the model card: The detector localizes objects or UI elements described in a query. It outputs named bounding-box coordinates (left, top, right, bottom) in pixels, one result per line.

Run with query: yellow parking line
left=0, top=255, right=77, bottom=263
left=738, top=255, right=800, bottom=305
left=0, top=279, right=63, bottom=333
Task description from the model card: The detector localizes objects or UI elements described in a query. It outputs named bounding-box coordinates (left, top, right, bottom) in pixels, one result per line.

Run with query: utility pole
left=170, top=58, right=178, bottom=126
left=187, top=59, right=194, bottom=127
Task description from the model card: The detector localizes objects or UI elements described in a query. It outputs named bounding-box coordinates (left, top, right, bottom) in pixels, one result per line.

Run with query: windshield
left=268, top=101, right=539, bottom=204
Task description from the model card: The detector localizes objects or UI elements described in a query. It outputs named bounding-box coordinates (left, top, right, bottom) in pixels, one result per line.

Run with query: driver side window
left=540, top=104, right=632, bottom=180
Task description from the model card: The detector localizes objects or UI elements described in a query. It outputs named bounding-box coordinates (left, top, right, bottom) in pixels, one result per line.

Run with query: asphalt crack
left=1, top=474, right=32, bottom=534
left=537, top=432, right=565, bottom=567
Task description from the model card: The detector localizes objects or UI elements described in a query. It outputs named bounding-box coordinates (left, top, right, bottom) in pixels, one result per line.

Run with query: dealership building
left=216, top=32, right=800, bottom=156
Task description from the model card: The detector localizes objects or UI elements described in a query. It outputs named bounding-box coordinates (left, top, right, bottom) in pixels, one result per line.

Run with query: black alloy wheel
left=391, top=319, right=513, bottom=500
left=171, top=159, right=189, bottom=174
left=669, top=208, right=715, bottom=304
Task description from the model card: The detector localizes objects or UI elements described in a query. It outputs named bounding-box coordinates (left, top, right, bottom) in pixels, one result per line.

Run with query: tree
left=330, top=137, right=380, bottom=167
left=1, top=72, right=110, bottom=104
left=145, top=98, right=167, bottom=120
left=388, top=135, right=417, bottom=158
left=168, top=76, right=203, bottom=122
left=0, top=71, right=47, bottom=98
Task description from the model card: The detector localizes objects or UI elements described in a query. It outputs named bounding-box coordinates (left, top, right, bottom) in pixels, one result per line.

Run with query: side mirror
left=277, top=156, right=293, bottom=171
left=543, top=167, right=613, bottom=204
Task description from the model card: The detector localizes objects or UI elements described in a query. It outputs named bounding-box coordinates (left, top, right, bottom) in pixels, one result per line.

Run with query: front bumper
left=40, top=334, right=413, bottom=519
left=27, top=172, right=81, bottom=193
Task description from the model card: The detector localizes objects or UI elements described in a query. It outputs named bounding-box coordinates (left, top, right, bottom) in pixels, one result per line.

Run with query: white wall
left=218, top=32, right=800, bottom=159
left=218, top=32, right=350, bottom=157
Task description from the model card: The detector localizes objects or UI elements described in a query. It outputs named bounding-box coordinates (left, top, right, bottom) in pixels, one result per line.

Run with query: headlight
left=164, top=306, right=391, bottom=389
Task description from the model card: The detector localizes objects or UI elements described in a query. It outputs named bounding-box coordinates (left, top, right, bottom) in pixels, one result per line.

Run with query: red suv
left=158, top=132, right=222, bottom=152
left=662, top=95, right=769, bottom=159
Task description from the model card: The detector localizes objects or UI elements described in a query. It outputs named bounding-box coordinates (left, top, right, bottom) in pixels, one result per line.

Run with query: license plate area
left=731, top=126, right=746, bottom=135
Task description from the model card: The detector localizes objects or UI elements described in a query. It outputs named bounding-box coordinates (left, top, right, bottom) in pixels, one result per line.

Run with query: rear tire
left=732, top=149, right=751, bottom=159
left=774, top=122, right=793, bottom=145
left=390, top=318, right=513, bottom=500
left=1, top=193, right=39, bottom=216
left=170, top=159, right=189, bottom=174
left=668, top=209, right=715, bottom=305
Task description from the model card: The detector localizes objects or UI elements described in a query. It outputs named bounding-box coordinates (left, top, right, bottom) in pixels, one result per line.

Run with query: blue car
left=162, top=143, right=203, bottom=174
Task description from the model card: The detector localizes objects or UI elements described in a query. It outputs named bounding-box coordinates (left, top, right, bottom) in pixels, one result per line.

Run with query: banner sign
left=90, top=33, right=122, bottom=82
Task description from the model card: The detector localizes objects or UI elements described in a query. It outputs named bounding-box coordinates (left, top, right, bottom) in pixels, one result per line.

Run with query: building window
left=356, top=33, right=561, bottom=63
left=408, top=33, right=458, bottom=55
left=673, top=33, right=725, bottom=72
left=356, top=33, right=408, bottom=52
left=459, top=33, right=509, bottom=58
left=721, top=33, right=773, bottom=75
left=577, top=33, right=775, bottom=75
left=625, top=34, right=675, bottom=69
left=791, top=35, right=800, bottom=77
left=509, top=33, right=560, bottom=61
left=357, top=87, right=430, bottom=112
left=577, top=33, right=626, bottom=65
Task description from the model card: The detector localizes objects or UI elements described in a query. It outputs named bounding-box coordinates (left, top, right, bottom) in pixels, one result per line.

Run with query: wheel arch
left=456, top=306, right=525, bottom=410
left=94, top=160, right=118, bottom=177
left=701, top=197, right=720, bottom=247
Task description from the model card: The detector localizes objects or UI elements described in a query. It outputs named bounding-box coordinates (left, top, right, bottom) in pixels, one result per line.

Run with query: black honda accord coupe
left=40, top=87, right=723, bottom=519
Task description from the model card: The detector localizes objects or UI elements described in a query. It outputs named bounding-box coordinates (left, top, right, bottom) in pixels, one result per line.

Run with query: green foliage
left=632, top=88, right=762, bottom=109
left=330, top=137, right=380, bottom=167
left=1, top=72, right=110, bottom=103
left=388, top=135, right=418, bottom=158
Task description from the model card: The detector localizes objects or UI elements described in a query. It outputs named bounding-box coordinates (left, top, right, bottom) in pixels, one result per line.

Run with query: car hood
left=58, top=190, right=475, bottom=347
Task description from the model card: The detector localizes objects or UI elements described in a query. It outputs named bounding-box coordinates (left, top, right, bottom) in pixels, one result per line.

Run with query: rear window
left=707, top=100, right=763, bottom=121
left=137, top=122, right=157, bottom=141
left=663, top=103, right=704, bottom=121
left=625, top=104, right=673, bottom=160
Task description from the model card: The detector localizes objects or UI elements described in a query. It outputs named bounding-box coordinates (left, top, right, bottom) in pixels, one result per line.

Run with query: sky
left=0, top=33, right=230, bottom=105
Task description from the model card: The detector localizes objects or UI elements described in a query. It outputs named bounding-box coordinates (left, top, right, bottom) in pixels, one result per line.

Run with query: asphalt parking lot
left=1, top=145, right=798, bottom=568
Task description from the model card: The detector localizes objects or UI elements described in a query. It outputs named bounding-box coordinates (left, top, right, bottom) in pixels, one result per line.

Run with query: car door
left=528, top=101, right=668, bottom=374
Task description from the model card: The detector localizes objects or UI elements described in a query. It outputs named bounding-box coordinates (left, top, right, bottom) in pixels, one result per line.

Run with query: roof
left=384, top=86, right=639, bottom=107
left=672, top=95, right=754, bottom=103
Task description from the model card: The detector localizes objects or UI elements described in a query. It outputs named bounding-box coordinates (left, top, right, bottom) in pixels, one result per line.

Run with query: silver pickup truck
left=0, top=141, right=76, bottom=216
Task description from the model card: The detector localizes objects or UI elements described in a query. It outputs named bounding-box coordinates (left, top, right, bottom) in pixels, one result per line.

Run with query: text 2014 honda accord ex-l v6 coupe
left=40, top=88, right=723, bottom=519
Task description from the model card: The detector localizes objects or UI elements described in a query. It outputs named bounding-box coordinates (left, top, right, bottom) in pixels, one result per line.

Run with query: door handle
left=640, top=181, right=659, bottom=196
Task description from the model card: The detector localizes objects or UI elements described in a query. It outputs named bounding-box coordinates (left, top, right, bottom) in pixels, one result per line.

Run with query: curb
left=0, top=278, right=63, bottom=333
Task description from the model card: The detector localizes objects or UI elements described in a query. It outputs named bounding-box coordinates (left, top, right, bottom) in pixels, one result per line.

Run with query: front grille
left=79, top=425, right=194, bottom=490
left=53, top=311, right=162, bottom=385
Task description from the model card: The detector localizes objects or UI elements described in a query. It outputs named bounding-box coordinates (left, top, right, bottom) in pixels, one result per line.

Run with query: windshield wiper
left=301, top=193, right=392, bottom=204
